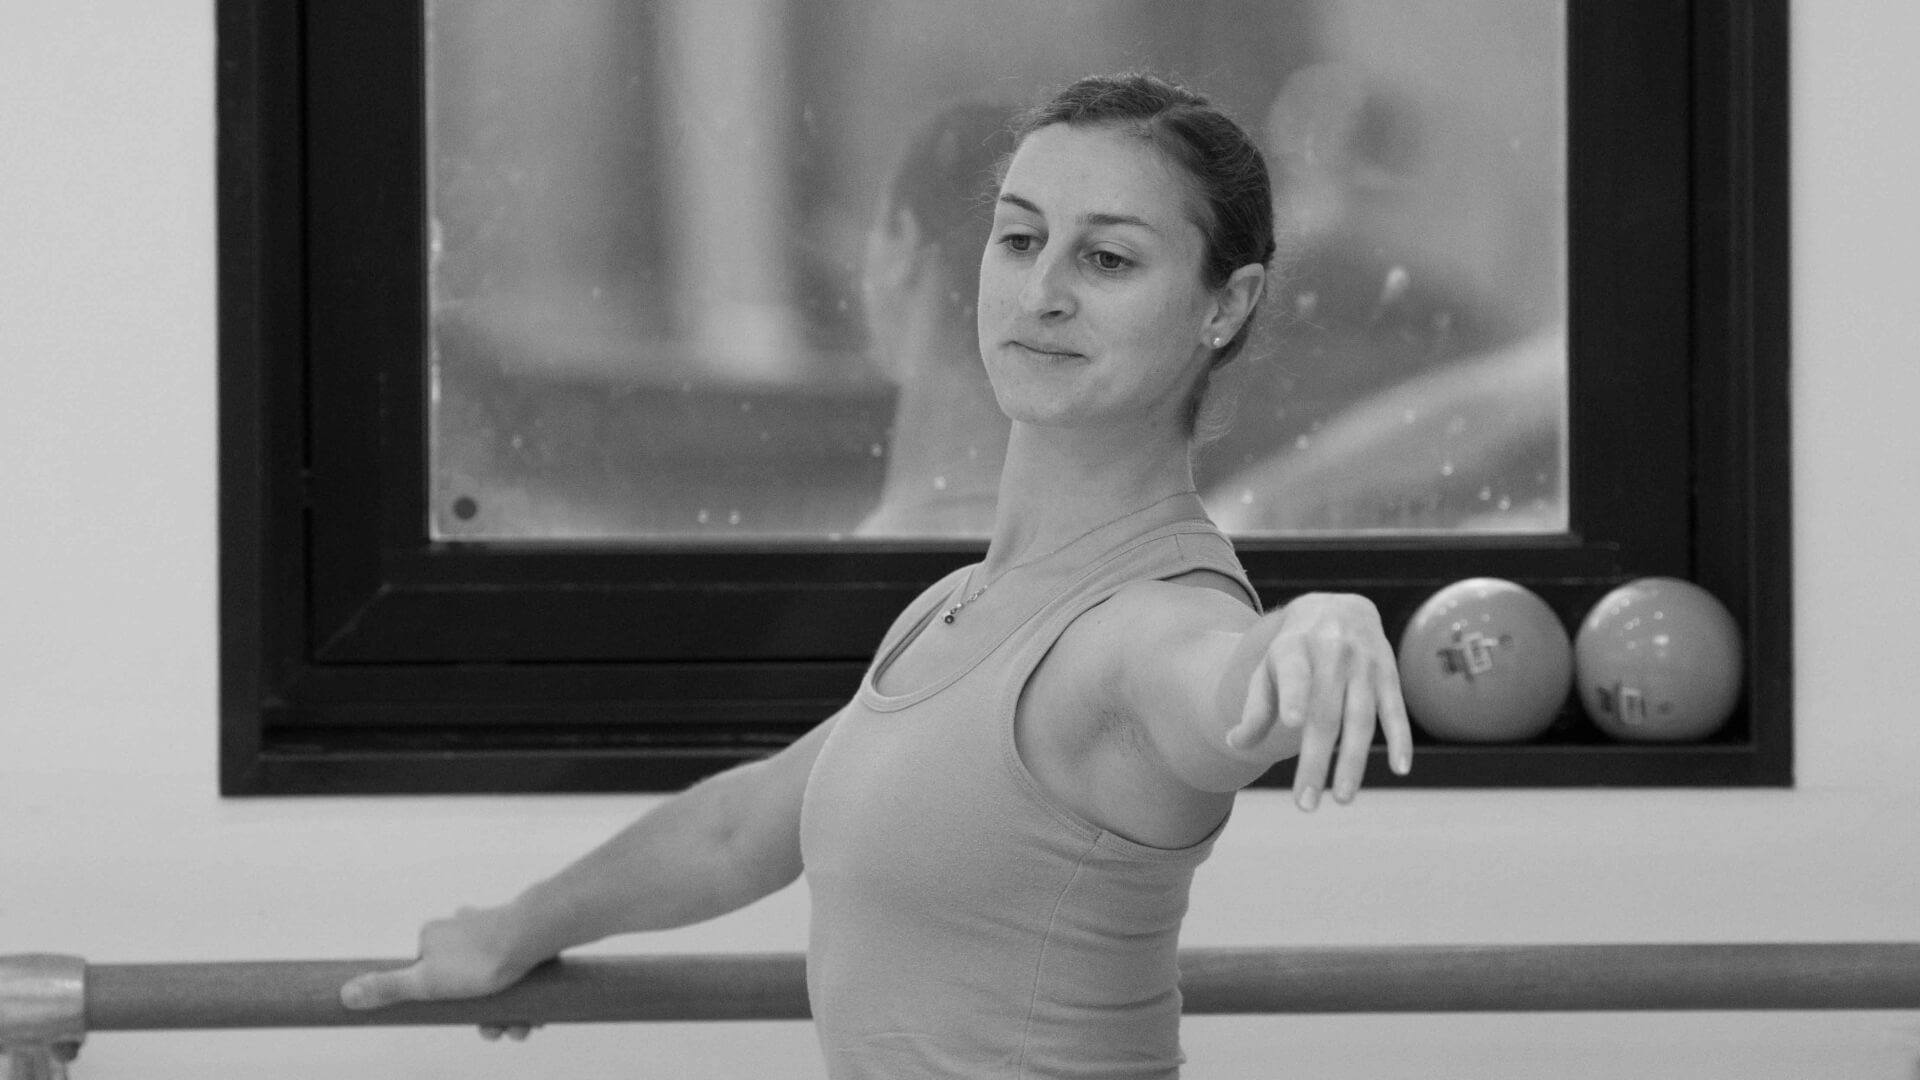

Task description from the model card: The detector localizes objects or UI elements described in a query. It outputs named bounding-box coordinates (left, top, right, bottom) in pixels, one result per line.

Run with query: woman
left=342, top=73, right=1413, bottom=1078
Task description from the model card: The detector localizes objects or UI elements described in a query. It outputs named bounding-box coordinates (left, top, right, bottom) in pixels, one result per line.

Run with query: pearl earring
left=1211, top=336, right=1224, bottom=349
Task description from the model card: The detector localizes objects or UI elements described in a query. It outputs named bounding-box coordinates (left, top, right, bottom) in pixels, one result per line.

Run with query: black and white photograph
left=3, top=2, right=1916, bottom=1078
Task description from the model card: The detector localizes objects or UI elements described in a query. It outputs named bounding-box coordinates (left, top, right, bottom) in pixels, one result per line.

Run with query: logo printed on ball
left=1437, top=631, right=1511, bottom=679
left=1594, top=683, right=1651, bottom=725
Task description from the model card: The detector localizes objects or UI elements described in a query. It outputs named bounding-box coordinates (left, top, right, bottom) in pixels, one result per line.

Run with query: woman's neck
left=981, top=420, right=1199, bottom=577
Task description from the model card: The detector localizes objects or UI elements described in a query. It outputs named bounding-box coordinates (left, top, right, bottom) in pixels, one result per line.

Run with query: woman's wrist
left=495, top=882, right=588, bottom=974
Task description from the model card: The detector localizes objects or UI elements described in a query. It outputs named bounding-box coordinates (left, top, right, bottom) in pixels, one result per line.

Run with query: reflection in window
left=426, top=0, right=1567, bottom=542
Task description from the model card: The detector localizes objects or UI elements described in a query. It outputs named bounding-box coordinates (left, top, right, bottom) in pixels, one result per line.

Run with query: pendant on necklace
left=943, top=585, right=987, bottom=624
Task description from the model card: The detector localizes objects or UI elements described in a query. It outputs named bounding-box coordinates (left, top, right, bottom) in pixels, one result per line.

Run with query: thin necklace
left=942, top=489, right=1197, bottom=625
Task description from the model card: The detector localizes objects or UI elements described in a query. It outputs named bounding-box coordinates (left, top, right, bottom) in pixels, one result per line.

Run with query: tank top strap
left=1161, top=520, right=1263, bottom=612
left=997, top=517, right=1262, bottom=699
left=1049, top=492, right=1259, bottom=614
left=1064, top=516, right=1261, bottom=614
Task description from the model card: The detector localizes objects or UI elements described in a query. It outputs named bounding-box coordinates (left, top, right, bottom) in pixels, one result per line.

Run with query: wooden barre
left=76, top=944, right=1920, bottom=1031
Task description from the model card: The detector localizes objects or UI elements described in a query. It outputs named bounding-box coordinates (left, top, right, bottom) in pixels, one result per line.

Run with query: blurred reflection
left=425, top=0, right=1567, bottom=543
left=855, top=105, right=1016, bottom=537
left=1200, top=0, right=1567, bottom=532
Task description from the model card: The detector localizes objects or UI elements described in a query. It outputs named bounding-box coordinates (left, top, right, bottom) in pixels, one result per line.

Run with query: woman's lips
left=1010, top=340, right=1084, bottom=360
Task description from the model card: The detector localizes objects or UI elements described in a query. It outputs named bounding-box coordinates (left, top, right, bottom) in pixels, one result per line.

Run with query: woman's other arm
left=339, top=708, right=842, bottom=1010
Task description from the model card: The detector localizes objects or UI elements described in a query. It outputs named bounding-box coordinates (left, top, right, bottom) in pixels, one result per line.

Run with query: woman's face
left=976, top=123, right=1221, bottom=436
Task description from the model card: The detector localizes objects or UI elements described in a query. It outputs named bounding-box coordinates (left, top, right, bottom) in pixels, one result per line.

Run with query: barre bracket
left=0, top=955, right=85, bottom=1080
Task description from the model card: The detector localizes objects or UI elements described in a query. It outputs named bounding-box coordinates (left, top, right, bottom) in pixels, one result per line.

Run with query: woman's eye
left=999, top=233, right=1037, bottom=254
left=1090, top=250, right=1131, bottom=272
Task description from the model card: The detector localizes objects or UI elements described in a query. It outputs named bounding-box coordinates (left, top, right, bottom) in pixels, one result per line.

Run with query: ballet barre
left=7, top=944, right=1920, bottom=1076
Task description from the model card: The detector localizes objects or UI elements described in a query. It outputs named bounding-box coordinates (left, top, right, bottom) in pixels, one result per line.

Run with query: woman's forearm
left=494, top=759, right=798, bottom=969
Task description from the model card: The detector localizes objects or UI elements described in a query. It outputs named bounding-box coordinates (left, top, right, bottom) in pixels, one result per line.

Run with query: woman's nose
left=1018, top=251, right=1075, bottom=320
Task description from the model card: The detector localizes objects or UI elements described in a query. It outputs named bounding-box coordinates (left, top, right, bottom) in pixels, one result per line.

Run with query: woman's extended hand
left=339, top=904, right=545, bottom=1040
left=1224, top=592, right=1413, bottom=810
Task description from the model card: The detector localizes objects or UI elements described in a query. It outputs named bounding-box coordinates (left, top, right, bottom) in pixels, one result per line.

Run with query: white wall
left=4, top=3, right=1918, bottom=1077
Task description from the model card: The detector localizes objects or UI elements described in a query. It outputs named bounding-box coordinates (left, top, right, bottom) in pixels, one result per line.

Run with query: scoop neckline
left=860, top=502, right=1213, bottom=710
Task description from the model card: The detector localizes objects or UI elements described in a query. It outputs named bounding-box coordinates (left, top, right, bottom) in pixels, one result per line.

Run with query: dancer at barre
left=343, top=72, right=1413, bottom=1078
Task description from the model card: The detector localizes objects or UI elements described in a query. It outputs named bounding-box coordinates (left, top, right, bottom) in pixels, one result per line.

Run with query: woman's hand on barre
left=339, top=903, right=547, bottom=1037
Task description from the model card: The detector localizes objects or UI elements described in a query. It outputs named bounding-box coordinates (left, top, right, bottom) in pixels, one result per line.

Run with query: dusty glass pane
left=426, top=0, right=1567, bottom=542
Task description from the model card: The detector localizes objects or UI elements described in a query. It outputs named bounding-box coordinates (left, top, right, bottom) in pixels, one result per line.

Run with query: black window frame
left=218, top=0, right=1792, bottom=795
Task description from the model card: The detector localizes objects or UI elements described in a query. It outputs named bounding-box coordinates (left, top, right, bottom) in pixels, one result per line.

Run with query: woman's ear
left=1204, top=263, right=1267, bottom=347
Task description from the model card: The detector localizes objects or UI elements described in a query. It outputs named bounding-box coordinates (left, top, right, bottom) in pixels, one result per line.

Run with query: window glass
left=426, top=0, right=1566, bottom=542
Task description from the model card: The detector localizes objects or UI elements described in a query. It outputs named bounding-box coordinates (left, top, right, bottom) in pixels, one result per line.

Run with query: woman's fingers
left=479, top=1022, right=538, bottom=1041
left=1234, top=595, right=1414, bottom=805
left=1379, top=660, right=1414, bottom=776
left=1271, top=634, right=1315, bottom=732
left=1329, top=674, right=1376, bottom=803
left=340, top=963, right=430, bottom=1011
left=1293, top=628, right=1352, bottom=810
left=1306, top=627, right=1352, bottom=734
left=1291, top=703, right=1336, bottom=811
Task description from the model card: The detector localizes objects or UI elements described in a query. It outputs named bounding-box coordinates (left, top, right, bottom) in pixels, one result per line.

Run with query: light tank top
left=800, top=495, right=1259, bottom=1079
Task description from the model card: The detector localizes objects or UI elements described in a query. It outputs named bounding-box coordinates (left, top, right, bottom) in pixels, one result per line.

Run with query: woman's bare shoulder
left=1100, top=572, right=1260, bottom=636
left=1055, top=575, right=1258, bottom=716
left=1039, top=575, right=1265, bottom=792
